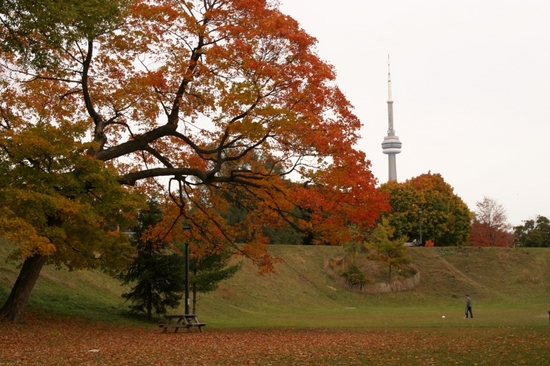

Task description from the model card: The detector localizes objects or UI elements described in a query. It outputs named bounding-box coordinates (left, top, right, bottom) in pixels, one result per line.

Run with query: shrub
left=341, top=263, right=368, bottom=286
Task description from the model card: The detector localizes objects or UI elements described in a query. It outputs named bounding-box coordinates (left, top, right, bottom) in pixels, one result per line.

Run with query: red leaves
left=289, top=152, right=390, bottom=245
left=425, top=239, right=435, bottom=247
left=469, top=197, right=513, bottom=247
left=1, top=315, right=548, bottom=365
left=2, top=0, right=389, bottom=288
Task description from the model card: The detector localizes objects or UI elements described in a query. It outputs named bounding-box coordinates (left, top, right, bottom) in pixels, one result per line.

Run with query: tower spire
left=388, top=55, right=393, bottom=102
left=381, top=55, right=402, bottom=181
left=387, top=55, right=394, bottom=135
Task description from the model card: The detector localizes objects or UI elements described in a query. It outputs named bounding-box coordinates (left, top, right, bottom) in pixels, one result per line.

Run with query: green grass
left=2, top=242, right=550, bottom=364
left=0, top=240, right=137, bottom=325
left=194, top=245, right=550, bottom=328
left=1, top=242, right=550, bottom=329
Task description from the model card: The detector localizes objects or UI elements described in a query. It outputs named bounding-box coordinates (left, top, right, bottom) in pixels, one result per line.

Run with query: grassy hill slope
left=197, top=245, right=550, bottom=327
left=1, top=242, right=549, bottom=327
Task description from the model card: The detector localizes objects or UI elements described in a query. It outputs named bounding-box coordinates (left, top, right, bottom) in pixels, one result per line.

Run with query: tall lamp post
left=182, top=222, right=191, bottom=315
left=418, top=207, right=423, bottom=246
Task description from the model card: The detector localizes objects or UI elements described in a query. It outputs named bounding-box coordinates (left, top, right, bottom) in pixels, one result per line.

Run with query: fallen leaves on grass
left=0, top=315, right=549, bottom=365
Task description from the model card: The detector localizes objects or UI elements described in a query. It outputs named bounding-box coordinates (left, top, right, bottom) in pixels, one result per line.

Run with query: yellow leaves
left=0, top=215, right=56, bottom=259
left=380, top=173, right=472, bottom=246
left=0, top=122, right=144, bottom=270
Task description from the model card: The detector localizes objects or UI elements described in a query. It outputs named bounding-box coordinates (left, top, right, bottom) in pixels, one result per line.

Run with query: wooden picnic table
left=159, top=314, right=206, bottom=333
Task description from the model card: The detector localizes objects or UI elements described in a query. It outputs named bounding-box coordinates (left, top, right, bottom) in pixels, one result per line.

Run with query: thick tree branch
left=81, top=39, right=107, bottom=150
left=93, top=124, right=178, bottom=161
left=119, top=165, right=267, bottom=187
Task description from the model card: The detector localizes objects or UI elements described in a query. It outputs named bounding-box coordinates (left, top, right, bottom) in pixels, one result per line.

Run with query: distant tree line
left=514, top=216, right=550, bottom=247
left=222, top=172, right=550, bottom=250
left=467, top=196, right=549, bottom=248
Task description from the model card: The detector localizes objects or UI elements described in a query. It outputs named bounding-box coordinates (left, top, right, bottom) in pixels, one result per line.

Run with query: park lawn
left=0, top=312, right=549, bottom=366
left=197, top=301, right=550, bottom=329
left=2, top=244, right=550, bottom=364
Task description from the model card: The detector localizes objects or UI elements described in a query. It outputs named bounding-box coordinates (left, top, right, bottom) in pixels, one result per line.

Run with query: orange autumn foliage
left=1, top=0, right=388, bottom=324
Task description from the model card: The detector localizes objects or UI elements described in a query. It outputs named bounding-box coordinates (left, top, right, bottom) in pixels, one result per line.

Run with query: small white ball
left=442, top=315, right=445, bottom=319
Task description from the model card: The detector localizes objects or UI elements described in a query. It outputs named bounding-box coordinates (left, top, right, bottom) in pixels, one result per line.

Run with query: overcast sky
left=279, top=0, right=550, bottom=226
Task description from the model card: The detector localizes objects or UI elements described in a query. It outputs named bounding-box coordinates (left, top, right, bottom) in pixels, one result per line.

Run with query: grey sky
left=280, top=0, right=550, bottom=226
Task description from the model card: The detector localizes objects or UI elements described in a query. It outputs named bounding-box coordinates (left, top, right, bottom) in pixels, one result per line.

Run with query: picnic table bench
left=159, top=314, right=206, bottom=333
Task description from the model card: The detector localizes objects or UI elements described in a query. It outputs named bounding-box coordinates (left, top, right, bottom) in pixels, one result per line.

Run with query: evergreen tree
left=189, top=248, right=241, bottom=314
left=119, top=200, right=184, bottom=320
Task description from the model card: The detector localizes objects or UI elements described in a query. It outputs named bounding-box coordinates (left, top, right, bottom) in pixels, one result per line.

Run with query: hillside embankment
left=1, top=244, right=549, bottom=326
left=199, top=245, right=550, bottom=312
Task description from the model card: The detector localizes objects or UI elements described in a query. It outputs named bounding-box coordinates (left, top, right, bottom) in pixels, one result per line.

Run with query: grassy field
left=1, top=243, right=550, bottom=365
left=196, top=245, right=550, bottom=328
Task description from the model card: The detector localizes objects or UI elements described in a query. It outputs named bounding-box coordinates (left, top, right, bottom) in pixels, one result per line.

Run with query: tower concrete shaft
left=381, top=56, right=402, bottom=181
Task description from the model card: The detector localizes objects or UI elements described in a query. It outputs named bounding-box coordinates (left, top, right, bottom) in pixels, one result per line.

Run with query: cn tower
left=381, top=56, right=402, bottom=181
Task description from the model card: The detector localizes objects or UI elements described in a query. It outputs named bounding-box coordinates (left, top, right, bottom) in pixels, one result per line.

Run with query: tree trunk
left=0, top=254, right=47, bottom=323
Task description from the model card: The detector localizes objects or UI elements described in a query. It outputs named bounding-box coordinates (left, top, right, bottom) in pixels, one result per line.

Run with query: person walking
left=464, top=294, right=473, bottom=318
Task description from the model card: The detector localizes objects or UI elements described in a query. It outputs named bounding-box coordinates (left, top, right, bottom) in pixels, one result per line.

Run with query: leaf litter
left=0, top=314, right=548, bottom=365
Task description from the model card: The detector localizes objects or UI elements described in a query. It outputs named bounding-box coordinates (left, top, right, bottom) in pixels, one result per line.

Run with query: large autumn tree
left=0, top=0, right=144, bottom=323
left=380, top=173, right=471, bottom=246
left=0, top=123, right=143, bottom=321
left=0, top=0, right=389, bottom=322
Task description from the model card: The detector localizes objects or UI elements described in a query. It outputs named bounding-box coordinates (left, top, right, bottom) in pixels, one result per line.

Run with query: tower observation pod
left=381, top=56, right=402, bottom=181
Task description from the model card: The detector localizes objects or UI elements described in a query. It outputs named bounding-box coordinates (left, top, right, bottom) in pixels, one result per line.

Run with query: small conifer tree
left=367, top=218, right=411, bottom=283
left=118, top=199, right=184, bottom=320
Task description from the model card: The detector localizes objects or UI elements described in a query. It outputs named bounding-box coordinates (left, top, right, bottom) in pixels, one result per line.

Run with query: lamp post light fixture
left=182, top=222, right=192, bottom=315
